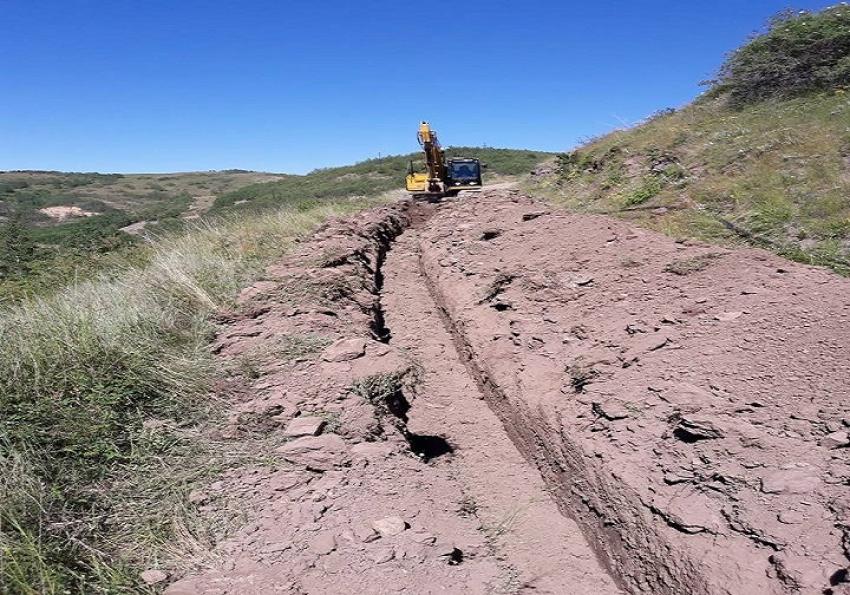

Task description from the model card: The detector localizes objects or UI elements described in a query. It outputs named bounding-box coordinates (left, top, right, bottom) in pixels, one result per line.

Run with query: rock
left=715, top=311, right=743, bottom=322
left=140, top=569, right=168, bottom=585
left=369, top=547, right=395, bottom=564
left=761, top=467, right=822, bottom=495
left=673, top=416, right=724, bottom=442
left=664, top=383, right=715, bottom=411
left=566, top=273, right=594, bottom=287
left=321, top=338, right=367, bottom=362
left=592, top=400, right=630, bottom=421
left=372, top=516, right=408, bottom=537
left=778, top=511, right=806, bottom=524
left=164, top=582, right=198, bottom=595
left=820, top=431, right=850, bottom=449
left=351, top=441, right=396, bottom=460
left=309, top=532, right=337, bottom=556
left=408, top=530, right=437, bottom=545
left=521, top=210, right=549, bottom=221
left=277, top=435, right=349, bottom=471
left=262, top=542, right=291, bottom=553
left=283, top=416, right=325, bottom=438
left=354, top=524, right=380, bottom=543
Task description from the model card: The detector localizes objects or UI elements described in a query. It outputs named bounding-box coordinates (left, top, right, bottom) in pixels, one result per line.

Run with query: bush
left=713, top=5, right=850, bottom=105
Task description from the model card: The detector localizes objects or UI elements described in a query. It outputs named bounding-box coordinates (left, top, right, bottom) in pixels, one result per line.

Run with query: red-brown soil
left=165, top=188, right=850, bottom=595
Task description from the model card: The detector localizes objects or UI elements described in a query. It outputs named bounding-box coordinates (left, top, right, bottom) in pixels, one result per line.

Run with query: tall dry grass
left=0, top=199, right=374, bottom=593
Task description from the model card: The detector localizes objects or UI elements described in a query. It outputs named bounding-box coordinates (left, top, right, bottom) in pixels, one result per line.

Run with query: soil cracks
left=166, top=188, right=850, bottom=595
left=381, top=208, right=621, bottom=593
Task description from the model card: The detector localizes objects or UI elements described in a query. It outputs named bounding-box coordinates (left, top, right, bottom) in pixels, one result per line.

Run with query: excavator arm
left=406, top=121, right=482, bottom=197
left=406, top=121, right=446, bottom=194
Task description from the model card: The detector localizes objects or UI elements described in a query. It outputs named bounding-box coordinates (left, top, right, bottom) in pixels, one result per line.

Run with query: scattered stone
left=715, top=311, right=743, bottom=322
left=351, top=441, right=396, bottom=460
left=164, top=582, right=197, bottom=595
left=778, top=511, right=806, bottom=525
left=372, top=516, right=408, bottom=537
left=672, top=416, right=724, bottom=442
left=140, top=569, right=168, bottom=585
left=277, top=435, right=349, bottom=471
left=262, top=542, right=291, bottom=553
left=761, top=467, right=822, bottom=495
left=592, top=400, right=630, bottom=421
left=309, top=532, right=337, bottom=556
left=283, top=416, right=325, bottom=438
left=369, top=547, right=395, bottom=564
left=354, top=525, right=380, bottom=543
left=820, top=431, right=850, bottom=449
left=521, top=210, right=549, bottom=221
left=408, top=530, right=437, bottom=545
left=321, top=338, right=367, bottom=362
left=566, top=273, right=594, bottom=287
left=434, top=543, right=464, bottom=565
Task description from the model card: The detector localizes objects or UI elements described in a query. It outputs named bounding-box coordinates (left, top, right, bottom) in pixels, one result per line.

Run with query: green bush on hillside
left=712, top=5, right=850, bottom=105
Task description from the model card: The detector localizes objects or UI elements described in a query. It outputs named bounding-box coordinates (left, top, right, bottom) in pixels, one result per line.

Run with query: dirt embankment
left=165, top=198, right=617, bottom=594
left=416, top=189, right=850, bottom=594
left=165, top=188, right=850, bottom=595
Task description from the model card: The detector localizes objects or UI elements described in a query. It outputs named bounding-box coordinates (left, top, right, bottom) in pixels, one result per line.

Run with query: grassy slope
left=531, top=92, right=850, bottom=274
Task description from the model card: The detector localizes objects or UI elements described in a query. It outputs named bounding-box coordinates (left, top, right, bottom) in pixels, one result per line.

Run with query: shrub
left=712, top=5, right=850, bottom=105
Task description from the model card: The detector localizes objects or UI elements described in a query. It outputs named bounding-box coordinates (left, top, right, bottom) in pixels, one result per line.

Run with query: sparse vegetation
left=566, top=360, right=597, bottom=393
left=231, top=333, right=330, bottom=378
left=212, top=148, right=550, bottom=213
left=664, top=254, right=721, bottom=276
left=0, top=198, right=379, bottom=593
left=534, top=6, right=850, bottom=276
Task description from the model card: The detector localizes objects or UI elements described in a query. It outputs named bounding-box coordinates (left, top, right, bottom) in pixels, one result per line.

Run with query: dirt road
left=165, top=188, right=850, bottom=595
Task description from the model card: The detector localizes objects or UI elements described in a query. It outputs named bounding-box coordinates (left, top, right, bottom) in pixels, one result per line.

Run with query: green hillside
left=0, top=149, right=547, bottom=303
left=533, top=5, right=850, bottom=274
left=210, top=147, right=548, bottom=212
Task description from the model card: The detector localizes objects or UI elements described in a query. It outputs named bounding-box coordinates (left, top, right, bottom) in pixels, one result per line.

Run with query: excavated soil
left=165, top=188, right=850, bottom=595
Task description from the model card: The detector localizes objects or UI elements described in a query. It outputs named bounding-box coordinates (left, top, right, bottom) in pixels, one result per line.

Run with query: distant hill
left=0, top=149, right=549, bottom=302
left=209, top=147, right=549, bottom=212
left=534, top=4, right=850, bottom=275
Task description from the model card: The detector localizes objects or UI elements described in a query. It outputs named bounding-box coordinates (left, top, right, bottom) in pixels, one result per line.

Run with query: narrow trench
left=370, top=249, right=392, bottom=343
left=367, top=203, right=453, bottom=462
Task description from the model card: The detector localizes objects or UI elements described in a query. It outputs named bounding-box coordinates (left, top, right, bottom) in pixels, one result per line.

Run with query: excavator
left=405, top=121, right=483, bottom=197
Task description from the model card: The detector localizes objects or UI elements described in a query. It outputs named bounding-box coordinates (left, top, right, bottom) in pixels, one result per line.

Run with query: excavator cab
left=447, top=158, right=483, bottom=191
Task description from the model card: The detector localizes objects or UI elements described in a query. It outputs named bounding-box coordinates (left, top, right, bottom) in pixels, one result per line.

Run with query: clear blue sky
left=0, top=0, right=835, bottom=174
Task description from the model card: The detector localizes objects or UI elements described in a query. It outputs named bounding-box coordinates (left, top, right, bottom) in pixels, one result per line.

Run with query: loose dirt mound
left=166, top=188, right=850, bottom=594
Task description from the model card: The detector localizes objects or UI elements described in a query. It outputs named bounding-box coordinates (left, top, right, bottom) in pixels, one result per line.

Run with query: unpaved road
left=165, top=188, right=850, bottom=595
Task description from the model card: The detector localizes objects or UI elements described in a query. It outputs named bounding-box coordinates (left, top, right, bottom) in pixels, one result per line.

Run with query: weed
left=566, top=361, right=597, bottom=393
left=621, top=176, right=663, bottom=207
left=230, top=333, right=330, bottom=378
left=664, top=254, right=721, bottom=276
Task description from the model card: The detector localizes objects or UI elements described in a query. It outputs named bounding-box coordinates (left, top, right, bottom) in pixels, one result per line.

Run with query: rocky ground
left=163, top=188, right=850, bottom=594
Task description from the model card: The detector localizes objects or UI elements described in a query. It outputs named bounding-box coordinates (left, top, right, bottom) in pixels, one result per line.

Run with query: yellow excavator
left=405, top=121, right=483, bottom=197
